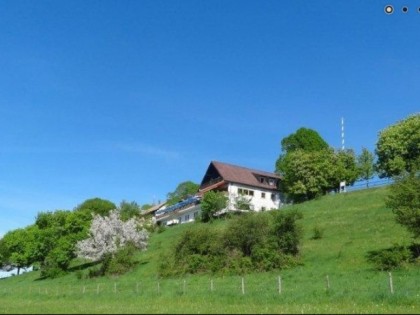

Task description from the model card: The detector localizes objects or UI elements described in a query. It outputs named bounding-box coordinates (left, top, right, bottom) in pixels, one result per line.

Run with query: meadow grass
left=0, top=187, right=419, bottom=314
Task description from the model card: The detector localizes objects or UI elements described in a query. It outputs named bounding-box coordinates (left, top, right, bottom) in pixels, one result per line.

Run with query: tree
left=280, top=127, right=329, bottom=153
left=276, top=127, right=360, bottom=202
left=166, top=181, right=200, bottom=206
left=329, top=149, right=359, bottom=190
left=118, top=200, right=141, bottom=221
left=33, top=209, right=91, bottom=278
left=75, top=210, right=149, bottom=262
left=75, top=198, right=116, bottom=216
left=200, top=191, right=228, bottom=222
left=277, top=149, right=334, bottom=202
left=0, top=226, right=37, bottom=275
left=386, top=172, right=420, bottom=239
left=357, top=147, right=376, bottom=187
left=375, top=113, right=420, bottom=178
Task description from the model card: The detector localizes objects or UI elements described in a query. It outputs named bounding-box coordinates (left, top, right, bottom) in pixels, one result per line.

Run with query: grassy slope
left=0, top=187, right=419, bottom=314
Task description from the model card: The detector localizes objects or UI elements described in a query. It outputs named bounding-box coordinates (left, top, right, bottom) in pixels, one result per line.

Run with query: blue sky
left=0, top=0, right=418, bottom=237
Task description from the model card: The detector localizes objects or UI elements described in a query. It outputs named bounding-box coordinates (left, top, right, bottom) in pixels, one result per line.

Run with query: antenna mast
left=339, top=116, right=346, bottom=193
left=341, top=117, right=345, bottom=150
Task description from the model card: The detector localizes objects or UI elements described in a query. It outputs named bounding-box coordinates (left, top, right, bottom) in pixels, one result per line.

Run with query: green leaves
left=200, top=191, right=228, bottom=222
left=166, top=181, right=200, bottom=206
left=375, top=113, right=420, bottom=178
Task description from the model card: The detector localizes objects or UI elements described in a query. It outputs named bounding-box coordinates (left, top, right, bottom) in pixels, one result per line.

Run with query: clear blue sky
left=0, top=0, right=418, bottom=237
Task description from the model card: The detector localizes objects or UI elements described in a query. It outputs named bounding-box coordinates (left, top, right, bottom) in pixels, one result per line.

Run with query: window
left=260, top=177, right=265, bottom=184
left=269, top=179, right=275, bottom=186
left=185, top=214, right=190, bottom=221
left=261, top=207, right=266, bottom=211
left=193, top=212, right=198, bottom=219
left=238, top=188, right=254, bottom=196
left=178, top=217, right=182, bottom=223
left=261, top=192, right=266, bottom=199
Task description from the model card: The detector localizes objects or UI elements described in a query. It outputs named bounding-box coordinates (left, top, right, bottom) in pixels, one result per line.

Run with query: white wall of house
left=227, top=183, right=281, bottom=211
left=156, top=204, right=201, bottom=226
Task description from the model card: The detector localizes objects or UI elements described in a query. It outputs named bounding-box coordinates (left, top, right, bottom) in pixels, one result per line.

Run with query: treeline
left=0, top=198, right=151, bottom=278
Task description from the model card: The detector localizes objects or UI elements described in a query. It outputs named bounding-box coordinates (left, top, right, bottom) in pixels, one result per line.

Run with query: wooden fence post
left=241, top=277, right=245, bottom=295
left=278, top=276, right=282, bottom=294
left=388, top=272, right=394, bottom=294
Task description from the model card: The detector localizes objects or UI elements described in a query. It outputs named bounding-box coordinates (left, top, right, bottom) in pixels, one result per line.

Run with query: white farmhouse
left=198, top=161, right=283, bottom=212
left=154, top=160, right=283, bottom=226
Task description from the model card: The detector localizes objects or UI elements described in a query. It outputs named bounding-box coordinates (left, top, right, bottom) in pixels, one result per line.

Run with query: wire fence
left=0, top=272, right=416, bottom=300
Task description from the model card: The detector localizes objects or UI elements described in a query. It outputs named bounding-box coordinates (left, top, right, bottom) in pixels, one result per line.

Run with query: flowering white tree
left=75, top=210, right=149, bottom=261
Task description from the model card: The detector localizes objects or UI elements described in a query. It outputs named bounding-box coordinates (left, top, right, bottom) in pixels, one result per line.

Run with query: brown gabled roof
left=200, top=161, right=281, bottom=191
left=142, top=201, right=167, bottom=216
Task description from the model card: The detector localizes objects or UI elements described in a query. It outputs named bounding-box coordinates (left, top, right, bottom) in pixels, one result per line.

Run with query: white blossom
left=75, top=210, right=149, bottom=261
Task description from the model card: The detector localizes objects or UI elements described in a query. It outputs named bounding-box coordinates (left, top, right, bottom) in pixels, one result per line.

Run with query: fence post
left=241, top=277, right=245, bottom=295
left=388, top=272, right=394, bottom=294
left=183, top=279, right=186, bottom=295
left=326, top=275, right=330, bottom=291
left=210, top=279, right=214, bottom=292
left=278, top=276, right=282, bottom=294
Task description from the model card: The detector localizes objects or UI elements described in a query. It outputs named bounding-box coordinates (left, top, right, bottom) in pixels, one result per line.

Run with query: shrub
left=366, top=245, right=412, bottom=271
left=105, top=243, right=138, bottom=275
left=271, top=209, right=304, bottom=255
left=311, top=225, right=324, bottom=240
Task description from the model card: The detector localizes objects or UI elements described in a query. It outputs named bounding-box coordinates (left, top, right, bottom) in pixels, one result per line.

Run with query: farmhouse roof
left=199, top=161, right=281, bottom=192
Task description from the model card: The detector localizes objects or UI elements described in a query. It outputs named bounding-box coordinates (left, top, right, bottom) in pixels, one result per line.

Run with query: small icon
left=402, top=6, right=408, bottom=13
left=384, top=5, right=394, bottom=14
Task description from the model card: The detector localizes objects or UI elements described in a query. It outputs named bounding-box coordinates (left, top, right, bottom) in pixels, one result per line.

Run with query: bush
left=105, top=243, right=138, bottom=276
left=271, top=209, right=303, bottom=255
left=366, top=245, right=412, bottom=271
left=311, top=225, right=324, bottom=240
left=164, top=211, right=304, bottom=277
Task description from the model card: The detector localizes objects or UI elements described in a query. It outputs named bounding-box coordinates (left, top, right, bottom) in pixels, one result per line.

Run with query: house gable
left=199, top=161, right=281, bottom=192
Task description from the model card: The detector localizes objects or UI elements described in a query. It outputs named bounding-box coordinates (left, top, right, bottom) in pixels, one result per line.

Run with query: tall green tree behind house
left=276, top=127, right=357, bottom=202
left=166, top=181, right=200, bottom=206
left=74, top=198, right=116, bottom=216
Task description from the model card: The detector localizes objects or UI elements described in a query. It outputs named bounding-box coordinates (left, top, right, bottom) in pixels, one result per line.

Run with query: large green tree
left=166, top=181, right=199, bottom=206
left=280, top=127, right=329, bottom=153
left=375, top=113, right=420, bottom=178
left=276, top=127, right=357, bottom=202
left=75, top=198, right=116, bottom=216
left=277, top=149, right=334, bottom=202
left=0, top=226, right=37, bottom=275
left=33, top=209, right=91, bottom=278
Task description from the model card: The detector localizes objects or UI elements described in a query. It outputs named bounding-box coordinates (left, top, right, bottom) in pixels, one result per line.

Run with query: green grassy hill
left=1, top=187, right=419, bottom=314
